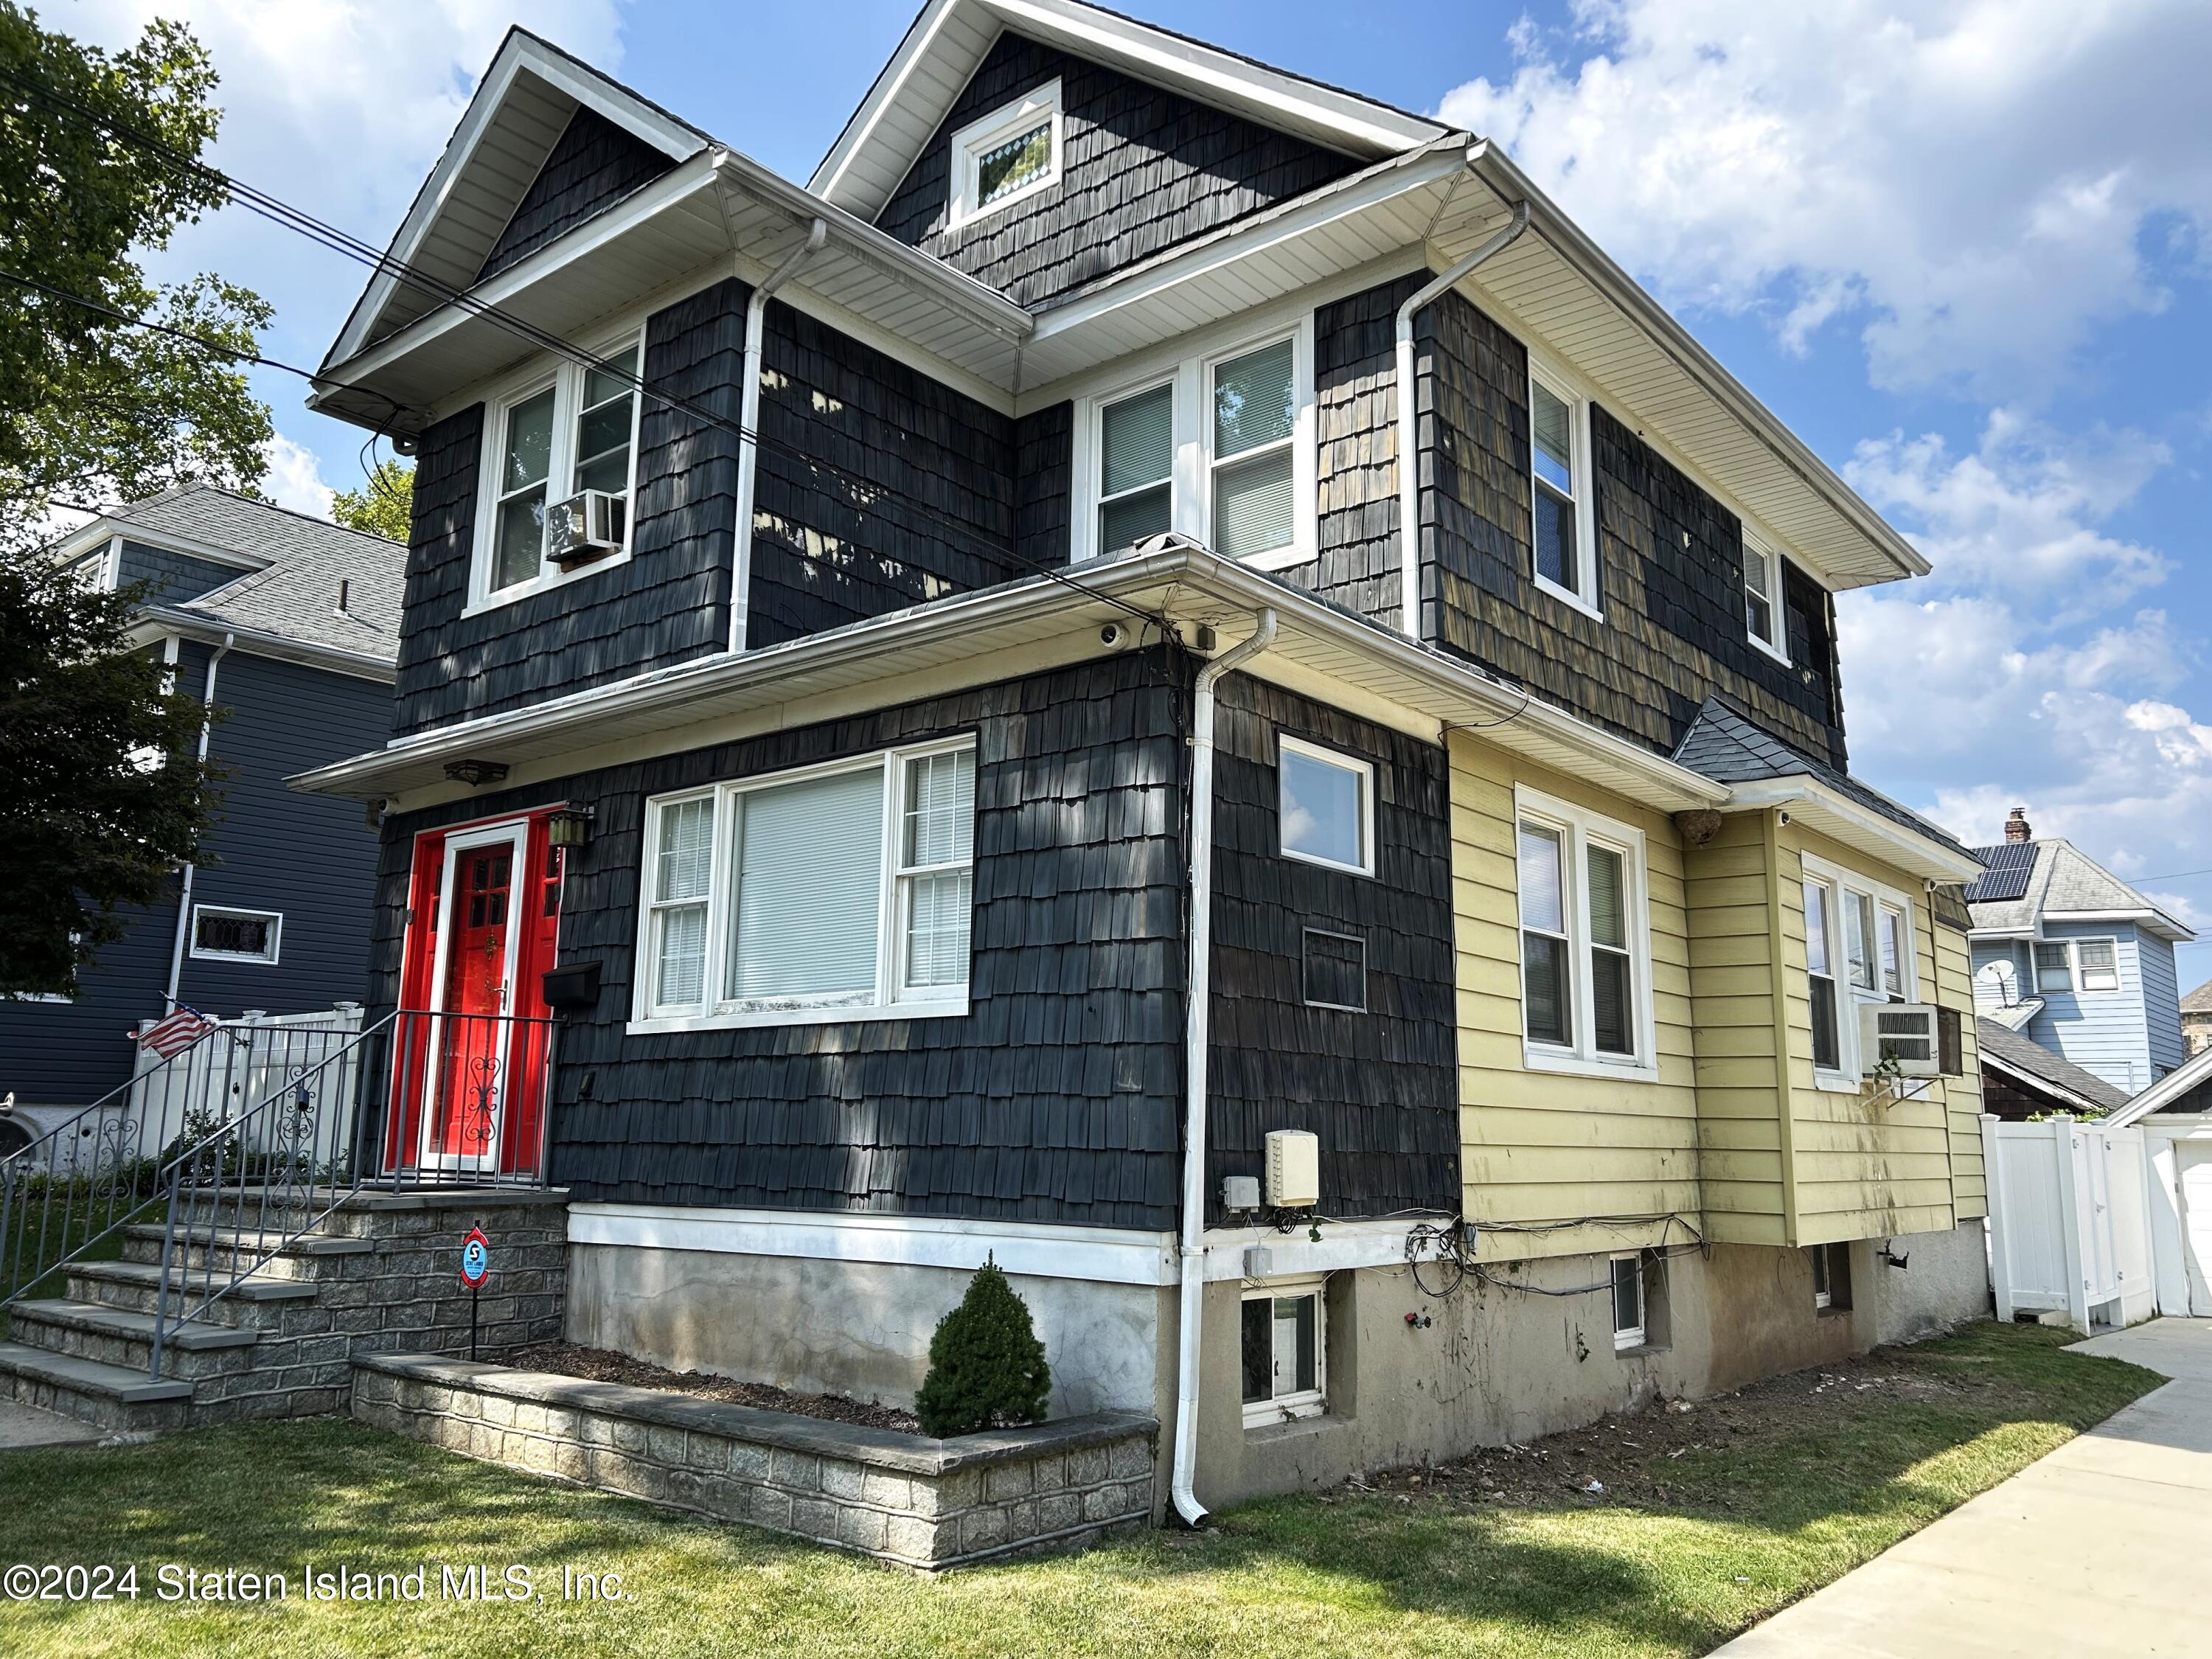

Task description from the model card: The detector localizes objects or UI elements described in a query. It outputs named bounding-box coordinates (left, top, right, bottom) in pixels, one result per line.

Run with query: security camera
left=1099, top=622, right=1126, bottom=648
left=390, top=432, right=421, bottom=457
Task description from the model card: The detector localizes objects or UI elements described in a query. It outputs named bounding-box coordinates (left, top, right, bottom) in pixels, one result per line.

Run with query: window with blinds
left=635, top=740, right=978, bottom=1026
left=1514, top=789, right=1652, bottom=1072
left=1210, top=338, right=1296, bottom=561
left=1098, top=383, right=1173, bottom=553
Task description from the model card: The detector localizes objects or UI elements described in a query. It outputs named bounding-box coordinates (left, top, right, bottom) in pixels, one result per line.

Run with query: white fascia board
left=2107, top=1044, right=2212, bottom=1127
left=2042, top=907, right=2197, bottom=943
left=132, top=611, right=398, bottom=684
left=1722, top=776, right=1983, bottom=882
left=1198, top=1215, right=1452, bottom=1281
left=324, top=32, right=709, bottom=372
left=568, top=1202, right=1179, bottom=1285
left=1466, top=145, right=1926, bottom=587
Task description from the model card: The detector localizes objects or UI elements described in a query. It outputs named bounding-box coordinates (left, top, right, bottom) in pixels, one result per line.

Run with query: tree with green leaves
left=332, top=457, right=414, bottom=542
left=914, top=1256, right=1051, bottom=1437
left=0, top=4, right=275, bottom=995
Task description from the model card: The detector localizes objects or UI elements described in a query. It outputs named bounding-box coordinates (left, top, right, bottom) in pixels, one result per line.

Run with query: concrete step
left=0, top=1340, right=192, bottom=1433
left=177, top=1185, right=569, bottom=1241
left=67, top=1259, right=317, bottom=1328
left=119, top=1224, right=373, bottom=1280
left=7, top=1298, right=258, bottom=1381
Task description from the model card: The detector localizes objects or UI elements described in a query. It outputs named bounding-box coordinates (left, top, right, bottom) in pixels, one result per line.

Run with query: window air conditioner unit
left=545, top=489, right=625, bottom=565
left=1265, top=1130, right=1320, bottom=1208
left=1860, top=1003, right=1941, bottom=1079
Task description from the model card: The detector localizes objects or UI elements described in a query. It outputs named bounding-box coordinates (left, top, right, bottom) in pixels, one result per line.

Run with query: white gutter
left=164, top=630, right=234, bottom=1011
left=1394, top=198, right=1530, bottom=635
left=728, top=218, right=828, bottom=653
left=1172, top=606, right=1277, bottom=1528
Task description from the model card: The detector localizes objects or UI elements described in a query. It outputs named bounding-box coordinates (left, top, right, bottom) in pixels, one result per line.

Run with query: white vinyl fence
left=1982, top=1113, right=2157, bottom=1333
left=124, top=1004, right=366, bottom=1167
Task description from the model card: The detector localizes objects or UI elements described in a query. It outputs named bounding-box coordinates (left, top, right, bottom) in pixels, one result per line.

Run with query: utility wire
left=1, top=65, right=1171, bottom=634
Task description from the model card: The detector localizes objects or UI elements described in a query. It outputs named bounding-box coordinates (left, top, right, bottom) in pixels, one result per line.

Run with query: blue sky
left=66, top=0, right=2212, bottom=987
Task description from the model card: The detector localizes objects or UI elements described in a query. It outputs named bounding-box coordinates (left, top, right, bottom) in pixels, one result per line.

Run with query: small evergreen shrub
left=915, top=1254, right=1051, bottom=1438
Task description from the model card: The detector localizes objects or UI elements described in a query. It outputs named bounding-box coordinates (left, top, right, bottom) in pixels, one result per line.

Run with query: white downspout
left=1171, top=606, right=1278, bottom=1528
left=164, top=630, right=234, bottom=1011
left=1393, top=198, right=1531, bottom=636
left=726, top=217, right=830, bottom=653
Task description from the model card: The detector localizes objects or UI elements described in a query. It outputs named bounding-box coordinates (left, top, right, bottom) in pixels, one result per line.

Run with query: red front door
left=432, top=844, right=515, bottom=1161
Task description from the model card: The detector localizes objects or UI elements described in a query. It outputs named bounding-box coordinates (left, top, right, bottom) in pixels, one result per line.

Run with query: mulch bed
left=507, top=1341, right=922, bottom=1436
left=1321, top=1346, right=1987, bottom=1512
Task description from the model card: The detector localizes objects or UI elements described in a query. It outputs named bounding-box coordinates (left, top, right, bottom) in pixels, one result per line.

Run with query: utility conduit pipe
left=1172, top=605, right=1278, bottom=1527
left=1394, top=198, right=1531, bottom=636
left=726, top=216, right=829, bottom=653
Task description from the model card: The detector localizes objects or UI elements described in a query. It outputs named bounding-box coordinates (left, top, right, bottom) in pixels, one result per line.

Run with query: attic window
left=1743, top=529, right=1789, bottom=663
left=947, top=80, right=1062, bottom=227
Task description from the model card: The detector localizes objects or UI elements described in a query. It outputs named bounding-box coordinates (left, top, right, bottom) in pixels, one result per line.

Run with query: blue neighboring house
left=1966, top=807, right=2194, bottom=1096
left=0, top=487, right=402, bottom=1131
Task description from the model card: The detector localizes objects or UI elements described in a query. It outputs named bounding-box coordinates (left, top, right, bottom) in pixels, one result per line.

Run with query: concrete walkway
left=0, top=1397, right=102, bottom=1449
left=1711, top=1318, right=2212, bottom=1658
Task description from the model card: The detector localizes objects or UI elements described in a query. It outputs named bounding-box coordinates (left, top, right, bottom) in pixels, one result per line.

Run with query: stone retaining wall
left=351, top=1352, right=1158, bottom=1571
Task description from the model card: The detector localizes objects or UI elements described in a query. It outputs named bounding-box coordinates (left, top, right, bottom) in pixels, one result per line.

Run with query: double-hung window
left=1743, top=529, right=1789, bottom=661
left=946, top=80, right=1062, bottom=228
left=633, top=739, right=977, bottom=1029
left=476, top=335, right=643, bottom=608
left=1079, top=318, right=1315, bottom=568
left=1514, top=790, right=1653, bottom=1075
left=1802, top=856, right=1919, bottom=1085
left=1528, top=363, right=1599, bottom=615
left=1240, top=1278, right=1325, bottom=1425
left=2036, top=936, right=2118, bottom=994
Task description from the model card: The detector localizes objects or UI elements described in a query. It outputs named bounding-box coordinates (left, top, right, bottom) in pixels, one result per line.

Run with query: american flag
left=139, top=1005, right=217, bottom=1058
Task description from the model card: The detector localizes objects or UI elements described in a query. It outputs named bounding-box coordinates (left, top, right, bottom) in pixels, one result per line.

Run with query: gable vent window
left=189, top=905, right=281, bottom=964
left=1744, top=530, right=1789, bottom=661
left=634, top=740, right=977, bottom=1031
left=474, top=334, right=642, bottom=610
left=948, top=80, right=1062, bottom=228
left=1528, top=366, right=1599, bottom=616
left=1302, top=928, right=1368, bottom=1012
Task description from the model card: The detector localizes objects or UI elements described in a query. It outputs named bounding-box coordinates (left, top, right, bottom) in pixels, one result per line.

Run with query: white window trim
left=1611, top=1253, right=1646, bottom=1352
left=629, top=737, right=977, bottom=1033
left=1070, top=313, right=1317, bottom=571
left=945, top=79, right=1063, bottom=230
left=1800, top=854, right=1920, bottom=1091
left=188, top=905, right=283, bottom=965
left=1277, top=733, right=1374, bottom=878
left=1527, top=352, right=1600, bottom=619
left=1513, top=786, right=1658, bottom=1081
left=1239, top=1274, right=1326, bottom=1427
left=465, top=326, right=646, bottom=617
left=1810, top=1244, right=1834, bottom=1310
left=1743, top=526, right=1791, bottom=665
left=2036, top=935, right=2121, bottom=995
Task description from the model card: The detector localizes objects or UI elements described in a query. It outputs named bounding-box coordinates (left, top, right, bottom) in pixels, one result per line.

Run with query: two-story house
left=1967, top=808, right=2191, bottom=1096
left=0, top=488, right=402, bottom=1138
left=284, top=4, right=1990, bottom=1516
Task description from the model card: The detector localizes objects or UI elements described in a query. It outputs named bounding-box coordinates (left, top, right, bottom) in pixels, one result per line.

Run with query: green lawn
left=0, top=1322, right=2160, bottom=1659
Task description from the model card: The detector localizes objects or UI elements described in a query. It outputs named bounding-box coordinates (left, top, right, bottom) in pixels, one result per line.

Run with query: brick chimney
left=2004, top=807, right=2032, bottom=844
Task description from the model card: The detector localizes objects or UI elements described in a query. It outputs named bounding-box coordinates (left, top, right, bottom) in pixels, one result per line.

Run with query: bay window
left=634, top=739, right=976, bottom=1029
left=1514, top=789, right=1653, bottom=1075
left=1802, top=856, right=1920, bottom=1085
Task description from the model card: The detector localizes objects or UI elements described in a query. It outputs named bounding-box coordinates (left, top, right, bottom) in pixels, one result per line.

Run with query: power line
left=2133, top=867, right=2212, bottom=886
left=0, top=65, right=1171, bottom=635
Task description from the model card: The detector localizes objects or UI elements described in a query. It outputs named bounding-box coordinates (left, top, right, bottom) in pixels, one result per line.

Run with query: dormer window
left=947, top=80, right=1062, bottom=228
left=472, top=334, right=641, bottom=611
left=1744, top=529, right=1789, bottom=662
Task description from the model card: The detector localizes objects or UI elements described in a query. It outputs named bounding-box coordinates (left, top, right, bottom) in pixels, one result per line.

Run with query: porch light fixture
left=546, top=805, right=595, bottom=849
left=443, top=757, right=510, bottom=787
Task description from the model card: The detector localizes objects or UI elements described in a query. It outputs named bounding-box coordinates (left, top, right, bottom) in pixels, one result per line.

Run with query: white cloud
left=1439, top=0, right=2212, bottom=397
left=260, top=433, right=335, bottom=518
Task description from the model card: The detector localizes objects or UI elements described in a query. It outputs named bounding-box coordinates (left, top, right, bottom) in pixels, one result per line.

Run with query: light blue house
left=1967, top=808, right=2193, bottom=1096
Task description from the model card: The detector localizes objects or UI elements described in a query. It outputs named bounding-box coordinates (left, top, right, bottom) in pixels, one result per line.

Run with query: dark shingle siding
left=369, top=650, right=1192, bottom=1228
left=745, top=301, right=1025, bottom=647
left=1015, top=400, right=1074, bottom=568
left=116, top=540, right=248, bottom=605
left=876, top=33, right=1361, bottom=310
left=390, top=281, right=746, bottom=735
left=1206, top=677, right=1458, bottom=1222
left=479, top=107, right=677, bottom=282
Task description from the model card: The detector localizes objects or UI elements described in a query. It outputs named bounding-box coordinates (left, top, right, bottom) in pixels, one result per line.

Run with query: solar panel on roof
left=1964, top=841, right=2037, bottom=903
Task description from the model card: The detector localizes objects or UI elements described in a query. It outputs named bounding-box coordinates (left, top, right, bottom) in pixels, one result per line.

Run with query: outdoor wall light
left=442, top=757, right=510, bottom=787
left=546, top=805, right=596, bottom=849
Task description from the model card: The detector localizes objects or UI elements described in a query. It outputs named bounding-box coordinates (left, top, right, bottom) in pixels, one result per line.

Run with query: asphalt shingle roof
left=1961, top=835, right=2191, bottom=940
left=102, top=487, right=403, bottom=665
left=1977, top=1018, right=2132, bottom=1115
left=1670, top=695, right=1975, bottom=861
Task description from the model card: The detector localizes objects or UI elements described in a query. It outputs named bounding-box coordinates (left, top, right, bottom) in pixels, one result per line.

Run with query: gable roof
left=810, top=0, right=1447, bottom=222
left=1670, top=695, right=1978, bottom=878
left=2109, top=1041, right=2212, bottom=1127
left=1964, top=837, right=2194, bottom=943
left=2183, top=979, right=2212, bottom=1015
left=1977, top=1018, right=2132, bottom=1116
left=83, top=487, right=404, bottom=674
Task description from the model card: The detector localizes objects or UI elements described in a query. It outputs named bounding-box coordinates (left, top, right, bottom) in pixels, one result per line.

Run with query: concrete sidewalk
left=1711, top=1318, right=2212, bottom=1658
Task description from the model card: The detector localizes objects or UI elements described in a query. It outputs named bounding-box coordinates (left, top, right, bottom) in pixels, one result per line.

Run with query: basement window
left=189, top=905, right=282, bottom=964
left=1809, top=1242, right=1852, bottom=1312
left=947, top=80, right=1062, bottom=227
left=1611, top=1253, right=1646, bottom=1351
left=1241, top=1277, right=1326, bottom=1426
